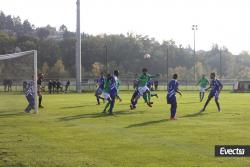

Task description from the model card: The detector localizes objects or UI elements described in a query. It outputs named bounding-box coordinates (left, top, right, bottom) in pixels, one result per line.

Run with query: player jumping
left=130, top=68, right=154, bottom=109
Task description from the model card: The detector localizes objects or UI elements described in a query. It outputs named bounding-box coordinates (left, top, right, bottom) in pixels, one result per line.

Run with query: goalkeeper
left=24, top=78, right=35, bottom=113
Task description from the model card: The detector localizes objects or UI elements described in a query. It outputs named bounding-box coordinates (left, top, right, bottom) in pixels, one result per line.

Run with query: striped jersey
left=167, top=79, right=179, bottom=98
left=210, top=79, right=222, bottom=93
left=25, top=80, right=35, bottom=96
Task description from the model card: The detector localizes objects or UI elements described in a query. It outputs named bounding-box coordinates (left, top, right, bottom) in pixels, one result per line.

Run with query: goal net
left=0, top=50, right=38, bottom=113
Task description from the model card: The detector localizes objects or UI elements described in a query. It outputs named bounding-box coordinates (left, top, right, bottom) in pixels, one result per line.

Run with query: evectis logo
left=220, top=147, right=245, bottom=155
left=215, top=145, right=250, bottom=157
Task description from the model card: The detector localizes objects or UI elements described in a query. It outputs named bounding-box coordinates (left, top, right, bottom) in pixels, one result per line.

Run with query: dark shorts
left=167, top=94, right=176, bottom=104
left=208, top=91, right=219, bottom=99
left=95, top=87, right=103, bottom=95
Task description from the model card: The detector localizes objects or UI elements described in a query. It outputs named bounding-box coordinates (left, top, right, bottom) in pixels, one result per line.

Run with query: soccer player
left=95, top=73, right=105, bottom=105
left=114, top=73, right=122, bottom=102
left=167, top=74, right=182, bottom=120
left=130, top=68, right=153, bottom=109
left=102, top=70, right=119, bottom=115
left=24, top=78, right=35, bottom=113
left=147, top=79, right=158, bottom=98
left=200, top=72, right=223, bottom=113
left=37, top=73, right=44, bottom=108
left=142, top=80, right=158, bottom=103
left=197, top=74, right=210, bottom=102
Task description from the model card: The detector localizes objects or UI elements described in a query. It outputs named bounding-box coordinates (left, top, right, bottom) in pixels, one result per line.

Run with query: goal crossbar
left=0, top=50, right=38, bottom=113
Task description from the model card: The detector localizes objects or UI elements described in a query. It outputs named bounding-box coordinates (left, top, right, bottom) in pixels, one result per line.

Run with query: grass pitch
left=0, top=91, right=249, bottom=167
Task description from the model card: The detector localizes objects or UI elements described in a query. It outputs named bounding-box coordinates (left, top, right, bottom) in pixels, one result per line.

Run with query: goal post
left=0, top=50, right=38, bottom=113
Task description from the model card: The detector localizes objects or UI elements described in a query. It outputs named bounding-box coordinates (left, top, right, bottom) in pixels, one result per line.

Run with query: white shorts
left=138, top=86, right=149, bottom=96
left=200, top=87, right=206, bottom=93
left=103, top=92, right=110, bottom=100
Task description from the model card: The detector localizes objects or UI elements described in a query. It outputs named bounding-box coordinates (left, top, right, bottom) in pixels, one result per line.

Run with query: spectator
left=3, top=79, right=7, bottom=92
left=48, top=80, right=53, bottom=94
left=154, top=80, right=159, bottom=91
left=23, top=81, right=28, bottom=93
left=56, top=80, right=62, bottom=93
left=65, top=80, right=70, bottom=93
left=52, top=80, right=57, bottom=93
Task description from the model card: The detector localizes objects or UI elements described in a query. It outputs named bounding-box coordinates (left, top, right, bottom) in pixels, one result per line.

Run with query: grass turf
left=0, top=91, right=249, bottom=167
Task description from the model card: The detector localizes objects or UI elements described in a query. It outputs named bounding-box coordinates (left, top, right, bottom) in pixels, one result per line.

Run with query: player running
left=196, top=74, right=210, bottom=102
left=200, top=72, right=223, bottom=113
left=167, top=74, right=182, bottom=120
left=95, top=73, right=105, bottom=105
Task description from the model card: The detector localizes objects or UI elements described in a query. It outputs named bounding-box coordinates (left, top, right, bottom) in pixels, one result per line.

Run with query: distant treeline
left=1, top=11, right=250, bottom=80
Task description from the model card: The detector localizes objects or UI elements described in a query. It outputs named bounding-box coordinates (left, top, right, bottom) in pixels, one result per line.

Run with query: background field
left=0, top=91, right=249, bottom=167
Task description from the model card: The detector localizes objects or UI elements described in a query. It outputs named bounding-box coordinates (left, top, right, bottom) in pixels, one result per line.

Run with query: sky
left=1, top=0, right=250, bottom=54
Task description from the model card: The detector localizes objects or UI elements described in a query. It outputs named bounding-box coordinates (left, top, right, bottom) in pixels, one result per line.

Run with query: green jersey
left=103, top=79, right=111, bottom=93
left=138, top=73, right=151, bottom=87
left=198, top=77, right=209, bottom=88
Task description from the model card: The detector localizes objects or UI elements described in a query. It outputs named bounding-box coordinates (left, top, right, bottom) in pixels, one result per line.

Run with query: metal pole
left=220, top=48, right=222, bottom=78
left=76, top=0, right=81, bottom=93
left=166, top=45, right=169, bottom=85
left=33, top=50, right=38, bottom=113
left=105, top=44, right=108, bottom=74
left=192, top=25, right=198, bottom=81
left=193, top=28, right=196, bottom=81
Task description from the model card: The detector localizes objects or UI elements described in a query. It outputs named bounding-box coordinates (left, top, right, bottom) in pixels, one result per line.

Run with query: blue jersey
left=147, top=80, right=154, bottom=88
left=167, top=79, right=179, bottom=98
left=25, top=80, right=35, bottom=97
left=109, top=76, right=118, bottom=95
left=210, top=79, right=222, bottom=94
left=133, top=79, right=139, bottom=89
left=97, top=76, right=105, bottom=89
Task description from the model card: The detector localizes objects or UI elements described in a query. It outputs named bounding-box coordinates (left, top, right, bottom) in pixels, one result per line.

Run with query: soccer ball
left=144, top=54, right=151, bottom=59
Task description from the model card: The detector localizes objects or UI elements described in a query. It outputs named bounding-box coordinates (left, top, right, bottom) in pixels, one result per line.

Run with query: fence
left=0, top=78, right=236, bottom=93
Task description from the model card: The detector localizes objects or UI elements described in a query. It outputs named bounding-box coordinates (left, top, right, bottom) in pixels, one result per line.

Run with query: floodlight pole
left=220, top=48, right=222, bottom=78
left=166, top=45, right=169, bottom=85
left=104, top=44, right=108, bottom=74
left=192, top=25, right=198, bottom=81
left=76, top=0, right=82, bottom=93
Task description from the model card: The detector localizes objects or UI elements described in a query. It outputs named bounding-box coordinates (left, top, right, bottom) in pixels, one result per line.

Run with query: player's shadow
left=126, top=119, right=169, bottom=128
left=60, top=104, right=97, bottom=109
left=59, top=110, right=145, bottom=121
left=179, top=102, right=200, bottom=104
left=180, top=112, right=212, bottom=118
left=0, top=112, right=25, bottom=118
left=59, top=113, right=109, bottom=121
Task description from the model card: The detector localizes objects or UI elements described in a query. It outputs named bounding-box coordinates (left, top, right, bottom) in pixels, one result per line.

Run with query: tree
left=36, top=27, right=49, bottom=39
left=92, top=62, right=104, bottom=76
left=51, top=59, right=68, bottom=77
left=42, top=62, right=49, bottom=74
left=23, top=19, right=33, bottom=34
